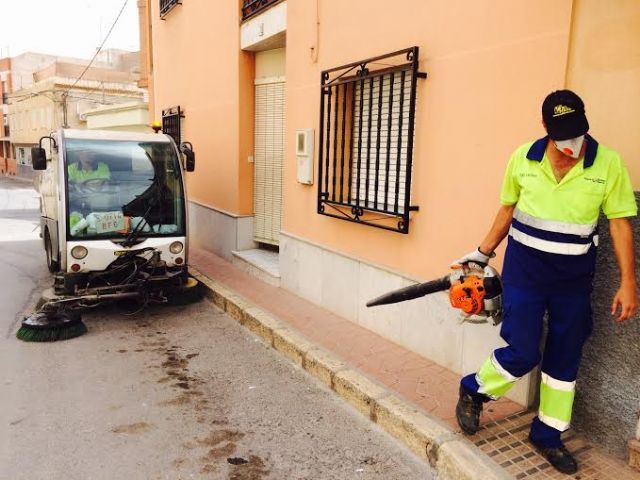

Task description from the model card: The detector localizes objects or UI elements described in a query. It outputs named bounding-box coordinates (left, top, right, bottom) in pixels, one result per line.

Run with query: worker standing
left=453, top=90, right=638, bottom=474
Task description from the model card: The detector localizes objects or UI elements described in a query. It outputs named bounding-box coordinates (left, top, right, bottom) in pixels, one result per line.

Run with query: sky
left=0, top=0, right=140, bottom=60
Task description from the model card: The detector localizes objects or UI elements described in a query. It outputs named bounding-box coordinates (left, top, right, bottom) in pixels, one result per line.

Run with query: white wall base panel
left=280, top=231, right=536, bottom=407
left=188, top=201, right=256, bottom=261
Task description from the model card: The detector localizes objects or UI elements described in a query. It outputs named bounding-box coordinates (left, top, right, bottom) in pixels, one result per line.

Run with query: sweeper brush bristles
left=16, top=321, right=88, bottom=342
left=16, top=311, right=88, bottom=342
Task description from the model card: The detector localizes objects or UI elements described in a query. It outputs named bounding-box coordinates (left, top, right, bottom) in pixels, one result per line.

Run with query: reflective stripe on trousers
left=539, top=372, right=576, bottom=431
left=460, top=285, right=592, bottom=448
left=476, top=352, right=520, bottom=400
left=475, top=365, right=576, bottom=431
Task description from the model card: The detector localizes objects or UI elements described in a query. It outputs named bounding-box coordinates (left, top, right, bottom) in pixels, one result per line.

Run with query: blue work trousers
left=461, top=284, right=593, bottom=448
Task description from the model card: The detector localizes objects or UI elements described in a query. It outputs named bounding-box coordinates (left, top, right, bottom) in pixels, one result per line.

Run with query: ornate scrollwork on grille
left=317, top=47, right=426, bottom=234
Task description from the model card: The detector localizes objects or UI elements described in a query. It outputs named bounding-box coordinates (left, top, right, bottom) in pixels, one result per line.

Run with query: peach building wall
left=150, top=0, right=254, bottom=216
left=146, top=0, right=639, bottom=415
left=148, top=0, right=640, bottom=270
left=283, top=0, right=573, bottom=280
left=566, top=0, right=640, bottom=189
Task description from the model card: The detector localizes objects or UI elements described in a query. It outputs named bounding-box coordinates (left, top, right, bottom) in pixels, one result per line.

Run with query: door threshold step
left=231, top=248, right=280, bottom=287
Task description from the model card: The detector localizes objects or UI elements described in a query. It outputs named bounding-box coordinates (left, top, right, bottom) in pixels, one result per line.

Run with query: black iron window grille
left=242, top=0, right=282, bottom=21
left=317, top=47, right=426, bottom=234
left=160, top=0, right=181, bottom=18
left=162, top=106, right=183, bottom=145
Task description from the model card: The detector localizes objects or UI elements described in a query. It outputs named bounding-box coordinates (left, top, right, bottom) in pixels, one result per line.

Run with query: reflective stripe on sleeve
left=538, top=372, right=576, bottom=432
left=513, top=208, right=597, bottom=236
left=509, top=226, right=593, bottom=255
left=476, top=353, right=519, bottom=400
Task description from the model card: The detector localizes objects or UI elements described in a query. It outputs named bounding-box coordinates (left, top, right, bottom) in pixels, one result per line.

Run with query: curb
left=191, top=268, right=512, bottom=480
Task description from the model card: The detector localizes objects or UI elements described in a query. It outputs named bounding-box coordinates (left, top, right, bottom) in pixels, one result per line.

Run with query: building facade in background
left=0, top=57, right=12, bottom=175
left=2, top=50, right=146, bottom=178
left=145, top=0, right=640, bottom=462
left=83, top=101, right=150, bottom=133
left=0, top=53, right=77, bottom=175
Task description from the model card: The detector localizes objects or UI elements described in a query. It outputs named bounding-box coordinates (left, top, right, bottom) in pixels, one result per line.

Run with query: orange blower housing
left=448, top=275, right=486, bottom=316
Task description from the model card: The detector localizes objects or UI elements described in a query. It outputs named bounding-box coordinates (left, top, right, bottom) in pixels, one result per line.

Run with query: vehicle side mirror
left=31, top=147, right=47, bottom=170
left=180, top=142, right=195, bottom=172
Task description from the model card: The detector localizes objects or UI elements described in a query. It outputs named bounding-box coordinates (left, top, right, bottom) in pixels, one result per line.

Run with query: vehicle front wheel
left=44, top=230, right=59, bottom=274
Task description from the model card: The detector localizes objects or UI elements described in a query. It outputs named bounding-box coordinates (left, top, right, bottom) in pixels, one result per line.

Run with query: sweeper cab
left=31, top=128, right=198, bottom=313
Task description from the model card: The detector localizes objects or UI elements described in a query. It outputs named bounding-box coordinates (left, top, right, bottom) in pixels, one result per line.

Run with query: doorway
left=253, top=48, right=285, bottom=246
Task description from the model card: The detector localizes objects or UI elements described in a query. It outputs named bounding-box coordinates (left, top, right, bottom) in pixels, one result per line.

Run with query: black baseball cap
left=542, top=90, right=589, bottom=141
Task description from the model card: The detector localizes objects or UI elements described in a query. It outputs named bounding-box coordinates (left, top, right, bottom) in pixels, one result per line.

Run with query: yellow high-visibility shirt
left=67, top=162, right=111, bottom=183
left=500, top=136, right=637, bottom=224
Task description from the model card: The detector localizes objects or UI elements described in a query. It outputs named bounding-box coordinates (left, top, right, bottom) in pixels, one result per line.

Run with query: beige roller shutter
left=254, top=78, right=285, bottom=245
left=351, top=72, right=413, bottom=213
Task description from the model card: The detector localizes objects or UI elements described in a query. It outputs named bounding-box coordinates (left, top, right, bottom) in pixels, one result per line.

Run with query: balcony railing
left=242, top=0, right=281, bottom=21
left=160, top=0, right=181, bottom=18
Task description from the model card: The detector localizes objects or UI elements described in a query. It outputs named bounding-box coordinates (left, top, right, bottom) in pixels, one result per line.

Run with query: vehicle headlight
left=71, top=245, right=88, bottom=259
left=169, top=241, right=184, bottom=254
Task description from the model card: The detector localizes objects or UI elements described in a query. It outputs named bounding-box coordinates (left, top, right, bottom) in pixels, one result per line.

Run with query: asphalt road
left=0, top=176, right=434, bottom=480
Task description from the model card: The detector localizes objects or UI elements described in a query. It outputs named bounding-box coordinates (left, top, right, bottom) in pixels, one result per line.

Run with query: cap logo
left=553, top=104, right=575, bottom=117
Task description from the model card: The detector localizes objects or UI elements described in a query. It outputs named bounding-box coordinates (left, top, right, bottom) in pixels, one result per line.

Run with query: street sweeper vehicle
left=17, top=129, right=199, bottom=341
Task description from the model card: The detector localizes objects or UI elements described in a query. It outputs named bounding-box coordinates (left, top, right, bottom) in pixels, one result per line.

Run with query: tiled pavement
left=474, top=411, right=638, bottom=479
left=191, top=247, right=640, bottom=479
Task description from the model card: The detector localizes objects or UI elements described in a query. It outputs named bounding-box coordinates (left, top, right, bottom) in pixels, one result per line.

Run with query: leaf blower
left=366, top=262, right=503, bottom=325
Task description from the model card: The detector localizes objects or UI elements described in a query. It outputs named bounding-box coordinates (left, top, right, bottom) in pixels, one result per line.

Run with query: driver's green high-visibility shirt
left=67, top=162, right=111, bottom=183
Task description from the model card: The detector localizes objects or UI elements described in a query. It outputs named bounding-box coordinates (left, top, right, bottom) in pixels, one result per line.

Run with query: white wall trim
left=240, top=1, right=287, bottom=52
left=278, top=232, right=536, bottom=407
left=280, top=230, right=425, bottom=284
left=188, top=202, right=257, bottom=260
left=188, top=199, right=254, bottom=219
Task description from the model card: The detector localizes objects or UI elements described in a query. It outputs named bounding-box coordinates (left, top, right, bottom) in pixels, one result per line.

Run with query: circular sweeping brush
left=16, top=311, right=88, bottom=342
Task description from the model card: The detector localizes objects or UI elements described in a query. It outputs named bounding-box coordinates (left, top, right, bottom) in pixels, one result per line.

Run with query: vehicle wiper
left=121, top=151, right=168, bottom=248
left=122, top=199, right=155, bottom=248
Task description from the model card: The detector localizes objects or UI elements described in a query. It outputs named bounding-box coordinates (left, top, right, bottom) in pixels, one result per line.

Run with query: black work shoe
left=456, top=386, right=483, bottom=435
left=531, top=442, right=578, bottom=475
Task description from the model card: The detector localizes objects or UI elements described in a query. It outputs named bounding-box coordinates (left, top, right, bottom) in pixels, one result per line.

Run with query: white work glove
left=451, top=247, right=495, bottom=267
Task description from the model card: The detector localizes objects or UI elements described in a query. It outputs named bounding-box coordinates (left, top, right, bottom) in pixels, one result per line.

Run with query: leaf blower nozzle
left=366, top=276, right=451, bottom=307
left=365, top=262, right=503, bottom=325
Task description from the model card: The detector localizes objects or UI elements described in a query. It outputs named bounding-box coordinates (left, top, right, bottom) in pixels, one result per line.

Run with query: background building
left=145, top=0, right=640, bottom=461
left=0, top=52, right=64, bottom=175
left=6, top=52, right=145, bottom=178
left=0, top=57, right=12, bottom=175
left=83, top=101, right=149, bottom=133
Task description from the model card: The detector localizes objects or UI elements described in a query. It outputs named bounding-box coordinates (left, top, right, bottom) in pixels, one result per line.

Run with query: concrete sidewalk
left=191, top=247, right=640, bottom=480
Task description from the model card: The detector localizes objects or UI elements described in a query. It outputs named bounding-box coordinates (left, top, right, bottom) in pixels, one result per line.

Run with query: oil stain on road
left=128, top=310, right=270, bottom=478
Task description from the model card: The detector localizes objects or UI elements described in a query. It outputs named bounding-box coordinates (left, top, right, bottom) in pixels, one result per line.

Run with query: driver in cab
left=68, top=150, right=111, bottom=185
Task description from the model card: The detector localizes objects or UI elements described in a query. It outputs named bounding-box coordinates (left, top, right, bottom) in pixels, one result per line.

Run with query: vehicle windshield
left=65, top=139, right=185, bottom=240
